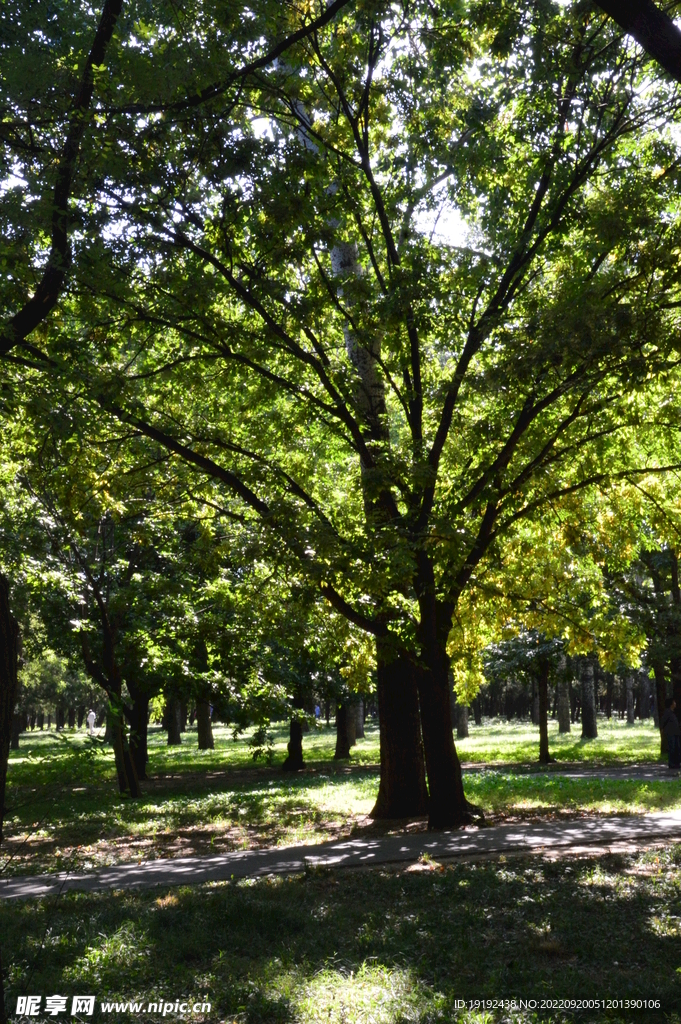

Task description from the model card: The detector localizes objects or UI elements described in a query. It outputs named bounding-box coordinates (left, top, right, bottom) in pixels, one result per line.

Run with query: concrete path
left=461, top=763, right=680, bottom=781
left=4, top=810, right=681, bottom=902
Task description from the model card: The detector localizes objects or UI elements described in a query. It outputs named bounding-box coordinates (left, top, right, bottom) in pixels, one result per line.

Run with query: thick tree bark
left=415, top=589, right=470, bottom=829
left=594, top=0, right=681, bottom=85
left=581, top=661, right=598, bottom=739
left=282, top=716, right=304, bottom=771
left=334, top=704, right=352, bottom=759
left=196, top=699, right=214, bottom=750
left=371, top=643, right=428, bottom=819
left=538, top=660, right=550, bottom=763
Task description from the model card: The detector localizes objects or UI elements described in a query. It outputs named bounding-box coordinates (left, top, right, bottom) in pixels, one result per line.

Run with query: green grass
left=3, top=716, right=672, bottom=878
left=456, top=716, right=663, bottom=765
left=2, top=847, right=681, bottom=1023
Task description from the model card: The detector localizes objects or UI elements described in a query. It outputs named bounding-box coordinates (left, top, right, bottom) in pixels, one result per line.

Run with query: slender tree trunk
left=473, top=698, right=482, bottom=726
left=77, top=705, right=85, bottom=728
left=457, top=703, right=469, bottom=739
left=557, top=676, right=571, bottom=734
left=127, top=691, right=150, bottom=780
left=626, top=674, right=635, bottom=726
left=355, top=700, right=364, bottom=739
left=531, top=679, right=539, bottom=726
left=640, top=673, right=651, bottom=719
left=0, top=577, right=19, bottom=844
left=538, top=660, right=550, bottom=763
left=68, top=706, right=76, bottom=728
left=196, top=699, right=214, bottom=751
left=371, top=643, right=428, bottom=819
left=282, top=716, right=304, bottom=770
left=653, top=659, right=667, bottom=755
left=334, top=704, right=352, bottom=759
left=166, top=696, right=182, bottom=745
left=108, top=704, right=140, bottom=798
left=10, top=714, right=21, bottom=751
left=581, top=661, right=598, bottom=739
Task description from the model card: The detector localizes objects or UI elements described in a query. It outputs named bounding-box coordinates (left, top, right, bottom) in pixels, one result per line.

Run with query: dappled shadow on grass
left=1, top=768, right=384, bottom=877
left=3, top=849, right=681, bottom=1022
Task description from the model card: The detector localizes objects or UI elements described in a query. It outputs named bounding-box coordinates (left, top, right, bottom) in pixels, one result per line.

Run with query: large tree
left=31, top=0, right=680, bottom=826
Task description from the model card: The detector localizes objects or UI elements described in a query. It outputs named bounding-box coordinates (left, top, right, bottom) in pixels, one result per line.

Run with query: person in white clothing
left=87, top=709, right=96, bottom=737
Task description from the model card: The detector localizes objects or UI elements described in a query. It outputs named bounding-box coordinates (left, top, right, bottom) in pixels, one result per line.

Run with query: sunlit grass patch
left=456, top=716, right=661, bottom=765
left=464, top=774, right=681, bottom=819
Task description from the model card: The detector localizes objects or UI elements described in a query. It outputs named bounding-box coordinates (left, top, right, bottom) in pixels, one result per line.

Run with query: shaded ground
left=6, top=811, right=681, bottom=900
left=3, top=718, right=676, bottom=878
left=2, top=846, right=681, bottom=1022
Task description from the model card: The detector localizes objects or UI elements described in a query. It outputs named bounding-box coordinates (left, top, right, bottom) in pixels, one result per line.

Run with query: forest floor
left=4, top=720, right=681, bottom=1022
left=2, top=845, right=680, bottom=1023
left=3, top=717, right=679, bottom=879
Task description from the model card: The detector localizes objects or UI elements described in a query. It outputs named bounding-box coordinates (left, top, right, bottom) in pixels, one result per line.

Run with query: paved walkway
left=461, top=763, right=680, bottom=781
left=4, top=811, right=681, bottom=902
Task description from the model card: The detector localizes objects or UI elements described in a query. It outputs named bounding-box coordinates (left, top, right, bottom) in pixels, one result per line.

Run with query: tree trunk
left=196, top=699, right=214, bottom=751
left=0, top=576, right=19, bottom=844
left=473, top=698, right=482, bottom=726
left=282, top=716, right=304, bottom=771
left=531, top=678, right=539, bottom=725
left=415, top=598, right=469, bottom=829
left=56, top=705, right=65, bottom=730
left=10, top=713, right=22, bottom=751
left=538, top=660, right=550, bottom=763
left=581, top=661, right=598, bottom=739
left=108, top=704, right=140, bottom=797
left=180, top=701, right=187, bottom=733
left=457, top=703, right=469, bottom=739
left=37, top=711, right=44, bottom=731
left=626, top=674, right=635, bottom=726
left=653, top=659, right=667, bottom=755
left=0, top=579, right=19, bottom=1024
left=166, top=696, right=182, bottom=745
left=334, top=704, right=352, bottom=759
left=68, top=706, right=76, bottom=728
left=557, top=676, right=571, bottom=734
left=355, top=700, right=365, bottom=739
left=371, top=643, right=428, bottom=819
left=640, top=673, right=651, bottom=719
left=128, top=692, right=150, bottom=780
left=605, top=672, right=614, bottom=718
left=77, top=705, right=85, bottom=728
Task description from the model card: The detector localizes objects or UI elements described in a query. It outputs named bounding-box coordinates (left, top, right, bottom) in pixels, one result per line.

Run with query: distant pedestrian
left=314, top=705, right=321, bottom=719
left=87, top=709, right=96, bottom=737
left=661, top=698, right=680, bottom=769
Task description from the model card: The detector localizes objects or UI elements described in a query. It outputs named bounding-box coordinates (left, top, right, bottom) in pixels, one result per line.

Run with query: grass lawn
left=2, top=846, right=681, bottom=1023
left=3, top=716, right=674, bottom=878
